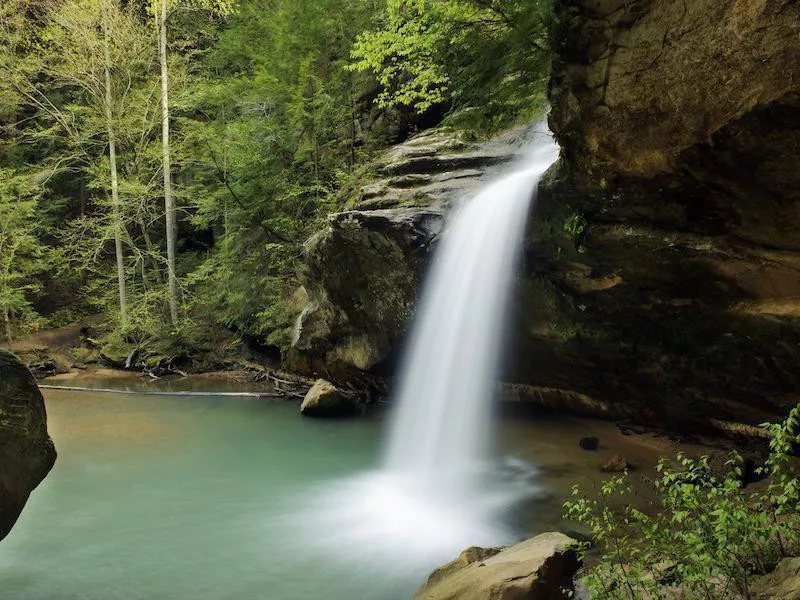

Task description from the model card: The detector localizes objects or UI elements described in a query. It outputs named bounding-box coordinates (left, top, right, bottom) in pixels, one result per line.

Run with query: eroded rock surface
left=413, top=532, right=580, bottom=600
left=290, top=126, right=540, bottom=379
left=0, top=349, right=56, bottom=541
left=550, top=0, right=800, bottom=180
left=518, top=0, right=800, bottom=428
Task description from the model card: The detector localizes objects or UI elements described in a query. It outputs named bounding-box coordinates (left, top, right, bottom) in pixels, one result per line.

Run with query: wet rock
left=413, top=532, right=580, bottom=600
left=601, top=455, right=631, bottom=473
left=579, top=436, right=599, bottom=451
left=299, top=379, right=358, bottom=418
left=752, top=557, right=800, bottom=600
left=0, top=349, right=56, bottom=541
left=616, top=423, right=653, bottom=437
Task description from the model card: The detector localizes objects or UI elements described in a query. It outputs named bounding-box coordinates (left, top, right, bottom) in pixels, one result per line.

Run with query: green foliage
left=563, top=212, right=587, bottom=253
left=564, top=405, right=800, bottom=599
left=0, top=169, right=47, bottom=340
left=350, top=0, right=552, bottom=129
left=177, top=0, right=374, bottom=347
left=1, top=0, right=556, bottom=359
left=350, top=0, right=450, bottom=112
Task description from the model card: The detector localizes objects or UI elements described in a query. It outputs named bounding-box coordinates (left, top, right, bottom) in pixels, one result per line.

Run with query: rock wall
left=290, top=0, right=800, bottom=429
left=0, top=349, right=56, bottom=541
left=517, top=0, right=800, bottom=427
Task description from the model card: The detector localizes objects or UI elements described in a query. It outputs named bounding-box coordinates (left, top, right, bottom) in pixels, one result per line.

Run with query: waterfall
left=289, top=125, right=560, bottom=586
left=384, top=129, right=559, bottom=494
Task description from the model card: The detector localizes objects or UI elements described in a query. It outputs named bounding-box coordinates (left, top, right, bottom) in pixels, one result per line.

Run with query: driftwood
left=708, top=419, right=773, bottom=440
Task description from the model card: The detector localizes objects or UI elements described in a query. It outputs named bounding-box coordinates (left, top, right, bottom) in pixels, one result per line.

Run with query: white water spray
left=286, top=126, right=560, bottom=588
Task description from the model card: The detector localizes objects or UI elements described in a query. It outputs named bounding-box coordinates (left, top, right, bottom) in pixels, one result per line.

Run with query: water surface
left=1, top=383, right=669, bottom=600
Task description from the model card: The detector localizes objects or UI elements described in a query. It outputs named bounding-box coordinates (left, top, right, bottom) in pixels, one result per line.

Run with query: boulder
left=299, top=378, right=359, bottom=418
left=578, top=437, right=599, bottom=451
left=0, top=349, right=56, bottom=541
left=413, top=532, right=580, bottom=600
left=601, top=455, right=631, bottom=473
left=752, top=557, right=800, bottom=600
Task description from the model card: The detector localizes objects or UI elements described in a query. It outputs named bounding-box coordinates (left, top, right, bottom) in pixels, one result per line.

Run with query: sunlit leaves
left=0, top=170, right=47, bottom=339
left=349, top=0, right=552, bottom=119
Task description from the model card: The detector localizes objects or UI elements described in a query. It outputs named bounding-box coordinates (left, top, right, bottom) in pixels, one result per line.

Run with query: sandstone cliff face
left=549, top=0, right=800, bottom=249
left=0, top=349, right=56, bottom=541
left=519, top=0, right=800, bottom=426
left=291, top=0, right=800, bottom=428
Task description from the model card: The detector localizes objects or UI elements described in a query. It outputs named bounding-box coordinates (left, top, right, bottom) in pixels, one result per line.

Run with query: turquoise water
left=1, top=389, right=403, bottom=600
left=0, top=384, right=660, bottom=600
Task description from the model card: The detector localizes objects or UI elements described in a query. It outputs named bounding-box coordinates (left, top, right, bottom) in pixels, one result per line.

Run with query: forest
left=2, top=1, right=799, bottom=599
left=0, top=0, right=550, bottom=364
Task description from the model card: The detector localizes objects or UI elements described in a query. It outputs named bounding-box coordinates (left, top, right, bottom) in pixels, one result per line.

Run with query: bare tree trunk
left=3, top=305, right=12, bottom=344
left=103, top=6, right=127, bottom=328
left=137, top=214, right=163, bottom=285
left=157, top=0, right=179, bottom=326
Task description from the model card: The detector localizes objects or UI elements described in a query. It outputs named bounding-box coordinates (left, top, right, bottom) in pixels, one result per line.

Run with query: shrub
left=564, top=404, right=800, bottom=599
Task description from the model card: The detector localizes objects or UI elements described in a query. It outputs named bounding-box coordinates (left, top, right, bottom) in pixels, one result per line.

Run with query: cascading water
left=285, top=125, right=560, bottom=595
left=385, top=130, right=560, bottom=492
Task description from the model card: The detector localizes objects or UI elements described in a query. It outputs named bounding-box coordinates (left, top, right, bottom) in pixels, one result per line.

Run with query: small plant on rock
left=563, top=404, right=800, bottom=599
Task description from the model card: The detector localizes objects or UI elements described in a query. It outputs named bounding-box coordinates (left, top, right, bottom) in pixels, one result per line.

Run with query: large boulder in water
left=413, top=532, right=580, bottom=600
left=299, top=378, right=360, bottom=418
left=0, top=349, right=56, bottom=541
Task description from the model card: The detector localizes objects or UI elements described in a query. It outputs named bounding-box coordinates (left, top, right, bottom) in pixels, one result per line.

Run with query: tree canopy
left=0, top=0, right=552, bottom=359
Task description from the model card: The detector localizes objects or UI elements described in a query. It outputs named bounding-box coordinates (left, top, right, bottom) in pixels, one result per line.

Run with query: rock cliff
left=522, top=0, right=800, bottom=427
left=290, top=127, right=537, bottom=382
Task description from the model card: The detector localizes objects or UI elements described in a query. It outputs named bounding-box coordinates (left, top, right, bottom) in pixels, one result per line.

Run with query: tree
left=149, top=0, right=234, bottom=327
left=350, top=0, right=552, bottom=129
left=5, top=0, right=155, bottom=328
left=101, top=1, right=128, bottom=325
left=180, top=0, right=373, bottom=344
left=0, top=170, right=45, bottom=342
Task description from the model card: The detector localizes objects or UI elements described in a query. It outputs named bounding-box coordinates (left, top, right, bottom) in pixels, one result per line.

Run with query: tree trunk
left=3, top=305, right=12, bottom=344
left=158, top=0, right=179, bottom=326
left=103, top=6, right=127, bottom=328
left=137, top=214, right=163, bottom=285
